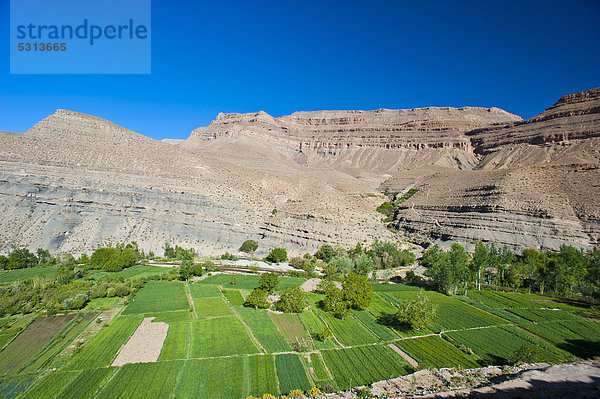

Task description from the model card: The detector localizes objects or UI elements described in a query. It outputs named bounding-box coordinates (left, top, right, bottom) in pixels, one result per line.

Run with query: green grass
left=65, top=315, right=142, bottom=370
left=275, top=354, right=312, bottom=394
left=189, top=283, right=222, bottom=298
left=248, top=354, right=280, bottom=397
left=316, top=310, right=379, bottom=346
left=309, top=353, right=330, bottom=381
left=159, top=321, right=189, bottom=360
left=444, top=325, right=570, bottom=365
left=393, top=335, right=479, bottom=369
left=99, top=265, right=173, bottom=281
left=373, top=283, right=420, bottom=292
left=298, top=310, right=338, bottom=350
left=174, top=357, right=246, bottom=399
left=189, top=317, right=260, bottom=357
left=518, top=319, right=600, bottom=358
left=194, top=297, right=233, bottom=318
left=145, top=311, right=192, bottom=323
left=236, top=307, right=291, bottom=353
left=322, top=345, right=411, bottom=390
left=85, top=297, right=121, bottom=310
left=223, top=289, right=245, bottom=306
left=0, top=267, right=57, bottom=284
left=19, top=371, right=80, bottom=399
left=270, top=312, right=315, bottom=350
left=122, top=281, right=189, bottom=315
left=352, top=309, right=399, bottom=341
left=388, top=290, right=507, bottom=332
left=96, top=361, right=183, bottom=399
left=55, top=367, right=115, bottom=399
left=508, top=308, right=585, bottom=323
left=198, top=274, right=305, bottom=291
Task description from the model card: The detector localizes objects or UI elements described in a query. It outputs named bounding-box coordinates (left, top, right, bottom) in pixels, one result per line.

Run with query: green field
left=198, top=274, right=306, bottom=291
left=96, top=265, right=173, bottom=281
left=235, top=307, right=291, bottom=353
left=0, top=268, right=58, bottom=284
left=189, top=317, right=260, bottom=357
left=122, top=281, right=189, bottom=315
left=322, top=345, right=411, bottom=390
left=5, top=277, right=600, bottom=398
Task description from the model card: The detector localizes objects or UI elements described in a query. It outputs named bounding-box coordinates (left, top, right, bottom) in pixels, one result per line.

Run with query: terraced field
left=3, top=276, right=599, bottom=398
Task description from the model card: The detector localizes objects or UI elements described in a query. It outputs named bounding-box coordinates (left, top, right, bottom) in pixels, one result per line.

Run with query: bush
left=316, top=326, right=332, bottom=342
left=64, top=293, right=89, bottom=310
left=509, top=343, right=543, bottom=365
left=396, top=289, right=436, bottom=330
left=265, top=248, right=287, bottom=263
left=239, top=240, right=258, bottom=256
left=276, top=287, right=307, bottom=313
left=342, top=272, right=373, bottom=310
left=258, top=272, right=279, bottom=292
left=244, top=288, right=270, bottom=309
left=315, top=245, right=335, bottom=262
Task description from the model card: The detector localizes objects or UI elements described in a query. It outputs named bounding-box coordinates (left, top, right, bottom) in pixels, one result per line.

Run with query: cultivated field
left=1, top=274, right=600, bottom=398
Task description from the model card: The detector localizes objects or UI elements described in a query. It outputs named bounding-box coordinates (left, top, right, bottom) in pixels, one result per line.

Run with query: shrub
left=258, top=272, right=279, bottom=292
left=276, top=287, right=307, bottom=313
left=265, top=248, right=288, bottom=263
left=396, top=289, right=436, bottom=330
left=244, top=288, right=270, bottom=309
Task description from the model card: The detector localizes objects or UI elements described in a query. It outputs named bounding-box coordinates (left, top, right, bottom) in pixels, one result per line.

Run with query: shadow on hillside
left=557, top=338, right=600, bottom=359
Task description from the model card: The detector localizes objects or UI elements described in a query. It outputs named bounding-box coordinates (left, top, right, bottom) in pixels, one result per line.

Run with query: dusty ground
left=111, top=317, right=169, bottom=367
left=300, top=278, right=341, bottom=292
left=328, top=360, right=600, bottom=398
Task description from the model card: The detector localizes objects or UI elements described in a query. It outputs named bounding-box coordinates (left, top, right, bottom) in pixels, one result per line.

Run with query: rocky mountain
left=0, top=88, right=598, bottom=255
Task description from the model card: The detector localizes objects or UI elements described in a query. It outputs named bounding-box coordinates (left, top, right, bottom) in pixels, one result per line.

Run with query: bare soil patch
left=388, top=343, right=418, bottom=368
left=111, top=317, right=169, bottom=367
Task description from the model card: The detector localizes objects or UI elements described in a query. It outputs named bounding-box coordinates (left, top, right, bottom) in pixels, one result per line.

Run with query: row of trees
left=243, top=273, right=308, bottom=312
left=423, top=243, right=600, bottom=298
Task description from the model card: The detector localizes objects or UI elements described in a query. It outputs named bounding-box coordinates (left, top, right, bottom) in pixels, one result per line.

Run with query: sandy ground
left=300, top=278, right=342, bottom=292
left=327, top=360, right=600, bottom=398
left=112, top=317, right=169, bottom=367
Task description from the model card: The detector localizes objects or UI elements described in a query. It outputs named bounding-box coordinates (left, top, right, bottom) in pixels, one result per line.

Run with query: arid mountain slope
left=387, top=88, right=600, bottom=250
left=0, top=110, right=392, bottom=255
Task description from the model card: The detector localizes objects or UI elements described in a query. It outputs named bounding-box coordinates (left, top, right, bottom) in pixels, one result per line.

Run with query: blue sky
left=1, top=0, right=599, bottom=140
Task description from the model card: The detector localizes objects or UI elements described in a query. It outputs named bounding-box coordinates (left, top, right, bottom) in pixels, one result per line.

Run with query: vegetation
left=259, top=272, right=279, bottom=292
left=245, top=289, right=270, bottom=309
left=396, top=290, right=437, bottom=330
left=239, top=240, right=259, bottom=258
left=265, top=248, right=288, bottom=263
left=276, top=287, right=308, bottom=313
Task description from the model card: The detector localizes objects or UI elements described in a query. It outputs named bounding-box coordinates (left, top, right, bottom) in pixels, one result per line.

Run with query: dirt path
left=220, top=287, right=266, bottom=353
left=388, top=343, right=418, bottom=368
left=185, top=282, right=198, bottom=319
left=112, top=317, right=169, bottom=367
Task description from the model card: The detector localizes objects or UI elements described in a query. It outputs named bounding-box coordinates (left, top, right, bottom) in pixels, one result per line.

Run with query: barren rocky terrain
left=0, top=88, right=598, bottom=254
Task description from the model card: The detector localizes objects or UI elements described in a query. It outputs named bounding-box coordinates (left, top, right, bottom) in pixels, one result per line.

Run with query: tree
left=470, top=242, right=488, bottom=291
left=322, top=286, right=349, bottom=319
left=342, top=272, right=373, bottom=309
left=315, top=245, right=335, bottom=262
left=425, top=244, right=470, bottom=295
left=164, top=241, right=176, bottom=258
left=396, top=290, right=437, bottom=330
left=316, top=326, right=333, bottom=342
left=178, top=257, right=193, bottom=281
left=353, top=254, right=374, bottom=276
left=275, top=287, right=307, bottom=312
left=265, top=248, right=287, bottom=263
left=328, top=256, right=353, bottom=276
left=258, top=272, right=279, bottom=292
left=244, top=288, right=270, bottom=309
left=239, top=240, right=259, bottom=258
left=7, top=247, right=38, bottom=269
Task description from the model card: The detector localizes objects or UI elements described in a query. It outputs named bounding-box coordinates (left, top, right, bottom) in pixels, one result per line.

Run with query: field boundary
left=220, top=288, right=266, bottom=353
left=185, top=283, right=198, bottom=320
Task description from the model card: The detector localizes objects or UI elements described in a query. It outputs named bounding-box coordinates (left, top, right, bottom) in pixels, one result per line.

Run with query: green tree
left=244, top=288, right=270, bottom=309
left=163, top=242, right=176, bottom=258
left=7, top=247, right=38, bottom=269
left=328, top=256, right=353, bottom=276
left=470, top=242, right=488, bottom=291
left=425, top=244, right=470, bottom=295
left=258, top=272, right=279, bottom=292
left=315, top=245, right=335, bottom=262
left=275, top=287, right=307, bottom=312
left=316, top=326, right=333, bottom=342
left=342, top=272, right=373, bottom=309
left=265, top=248, right=288, bottom=263
left=396, top=290, right=437, bottom=330
left=322, top=286, right=349, bottom=319
left=239, top=240, right=259, bottom=258
left=353, top=254, right=374, bottom=276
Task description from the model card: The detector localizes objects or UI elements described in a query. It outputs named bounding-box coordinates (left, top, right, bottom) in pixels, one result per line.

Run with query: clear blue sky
left=1, top=0, right=599, bottom=140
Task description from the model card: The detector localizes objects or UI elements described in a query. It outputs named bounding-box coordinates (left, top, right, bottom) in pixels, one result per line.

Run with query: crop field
left=518, top=319, right=600, bottom=358
left=322, top=345, right=411, bottom=390
left=174, top=357, right=246, bottom=398
left=393, top=335, right=478, bottom=369
left=198, top=274, right=305, bottom=291
left=189, top=316, right=260, bottom=357
left=159, top=321, right=188, bottom=360
left=444, top=325, right=569, bottom=364
left=0, top=314, right=76, bottom=375
left=222, top=289, right=245, bottom=306
left=297, top=310, right=338, bottom=350
left=0, top=375, right=34, bottom=399
left=6, top=277, right=600, bottom=398
left=194, top=297, right=233, bottom=318
left=122, top=281, right=189, bottom=315
left=235, top=307, right=291, bottom=353
left=97, top=265, right=173, bottom=281
left=0, top=268, right=57, bottom=284
left=96, top=361, right=183, bottom=399
left=188, top=283, right=221, bottom=298
left=275, top=354, right=312, bottom=394
left=65, top=315, right=142, bottom=370
left=269, top=312, right=313, bottom=350
left=316, top=310, right=379, bottom=346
